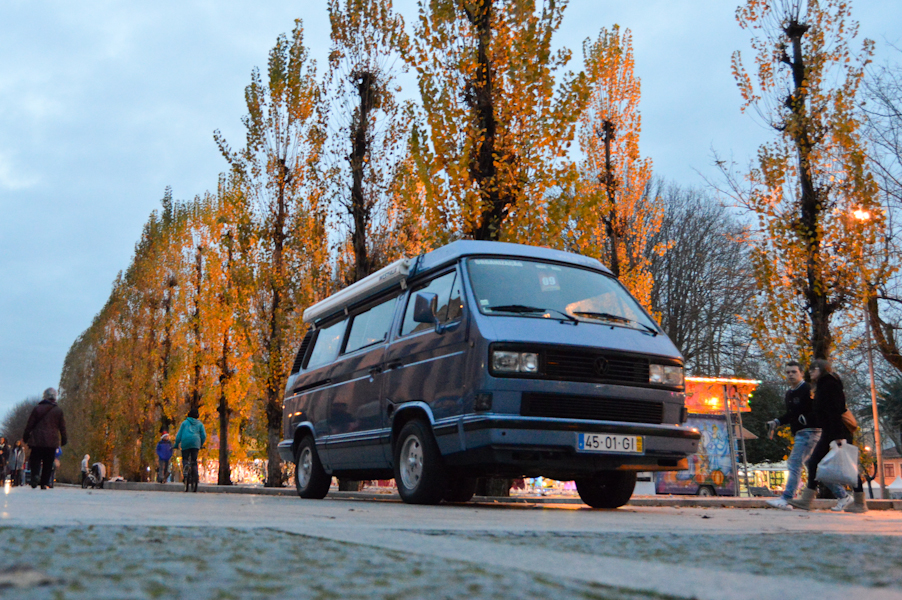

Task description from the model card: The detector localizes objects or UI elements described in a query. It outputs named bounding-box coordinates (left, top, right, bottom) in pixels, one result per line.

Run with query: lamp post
left=853, top=208, right=887, bottom=499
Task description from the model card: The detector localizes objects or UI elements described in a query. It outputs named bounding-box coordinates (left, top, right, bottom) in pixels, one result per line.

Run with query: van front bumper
left=433, top=414, right=701, bottom=478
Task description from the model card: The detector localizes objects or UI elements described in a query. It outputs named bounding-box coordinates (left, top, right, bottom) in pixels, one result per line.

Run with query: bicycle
left=182, top=448, right=200, bottom=493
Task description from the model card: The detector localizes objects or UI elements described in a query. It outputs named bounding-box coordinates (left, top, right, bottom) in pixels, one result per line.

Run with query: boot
left=788, top=488, right=816, bottom=510
left=843, top=491, right=869, bottom=514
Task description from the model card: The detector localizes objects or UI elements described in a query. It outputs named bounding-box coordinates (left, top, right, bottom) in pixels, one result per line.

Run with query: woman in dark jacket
left=789, top=359, right=867, bottom=512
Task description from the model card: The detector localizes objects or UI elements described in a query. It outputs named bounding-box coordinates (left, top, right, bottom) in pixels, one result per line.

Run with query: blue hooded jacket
left=156, top=435, right=173, bottom=461
left=174, top=417, right=206, bottom=451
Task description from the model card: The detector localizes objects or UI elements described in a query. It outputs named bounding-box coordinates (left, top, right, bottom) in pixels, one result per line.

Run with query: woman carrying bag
left=789, top=359, right=867, bottom=513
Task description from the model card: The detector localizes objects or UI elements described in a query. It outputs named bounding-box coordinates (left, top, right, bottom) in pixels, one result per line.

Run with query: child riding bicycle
left=174, top=408, right=206, bottom=493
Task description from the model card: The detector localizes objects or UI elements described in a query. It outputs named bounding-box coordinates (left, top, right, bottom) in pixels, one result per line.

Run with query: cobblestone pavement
left=427, top=529, right=902, bottom=589
left=2, top=486, right=901, bottom=600
left=0, top=526, right=673, bottom=600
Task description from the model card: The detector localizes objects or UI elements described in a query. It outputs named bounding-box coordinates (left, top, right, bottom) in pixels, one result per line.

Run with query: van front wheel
left=394, top=420, right=446, bottom=505
left=295, top=437, right=331, bottom=499
left=576, top=471, right=637, bottom=509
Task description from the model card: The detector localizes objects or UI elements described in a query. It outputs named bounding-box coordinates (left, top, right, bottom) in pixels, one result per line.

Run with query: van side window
left=400, top=271, right=458, bottom=336
left=345, top=296, right=398, bottom=354
left=447, top=275, right=463, bottom=321
left=305, top=319, right=347, bottom=370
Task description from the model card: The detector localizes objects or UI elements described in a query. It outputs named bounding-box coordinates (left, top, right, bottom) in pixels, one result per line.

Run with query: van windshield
left=466, top=258, right=659, bottom=333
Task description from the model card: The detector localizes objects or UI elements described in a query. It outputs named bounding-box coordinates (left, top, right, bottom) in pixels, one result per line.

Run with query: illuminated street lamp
left=853, top=208, right=887, bottom=499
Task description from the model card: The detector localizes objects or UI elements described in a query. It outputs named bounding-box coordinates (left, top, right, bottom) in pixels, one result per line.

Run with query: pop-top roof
left=303, top=241, right=610, bottom=325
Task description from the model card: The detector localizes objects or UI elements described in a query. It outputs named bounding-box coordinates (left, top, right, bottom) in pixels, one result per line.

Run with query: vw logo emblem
left=594, top=356, right=608, bottom=376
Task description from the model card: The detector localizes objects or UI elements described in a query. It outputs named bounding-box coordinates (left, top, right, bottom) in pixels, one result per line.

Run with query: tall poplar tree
left=403, top=0, right=590, bottom=244
left=725, top=0, right=884, bottom=361
left=326, top=0, right=411, bottom=283
left=569, top=26, right=662, bottom=309
left=215, top=21, right=330, bottom=486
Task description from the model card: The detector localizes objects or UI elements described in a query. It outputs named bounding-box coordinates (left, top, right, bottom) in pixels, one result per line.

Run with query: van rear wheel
left=295, top=436, right=331, bottom=499
left=394, top=420, right=446, bottom=505
left=444, top=474, right=477, bottom=503
left=576, top=471, right=637, bottom=509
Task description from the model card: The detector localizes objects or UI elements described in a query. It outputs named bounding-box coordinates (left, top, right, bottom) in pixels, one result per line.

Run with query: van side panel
left=324, top=346, right=389, bottom=470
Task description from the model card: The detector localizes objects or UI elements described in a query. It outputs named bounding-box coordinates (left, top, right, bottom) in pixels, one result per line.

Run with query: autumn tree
left=723, top=0, right=884, bottom=362
left=403, top=0, right=590, bottom=244
left=326, top=0, right=413, bottom=283
left=189, top=184, right=257, bottom=486
left=56, top=189, right=196, bottom=481
left=566, top=25, right=662, bottom=308
left=215, top=21, right=330, bottom=486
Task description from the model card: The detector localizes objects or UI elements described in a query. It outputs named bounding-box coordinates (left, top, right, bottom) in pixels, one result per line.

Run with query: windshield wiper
left=487, top=305, right=578, bottom=324
left=571, top=311, right=659, bottom=336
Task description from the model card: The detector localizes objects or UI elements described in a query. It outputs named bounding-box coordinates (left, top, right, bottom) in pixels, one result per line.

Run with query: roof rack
left=303, top=257, right=415, bottom=325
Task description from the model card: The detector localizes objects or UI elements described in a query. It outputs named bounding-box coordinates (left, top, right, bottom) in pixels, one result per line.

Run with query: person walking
left=765, top=362, right=820, bottom=510
left=22, top=388, right=68, bottom=489
left=80, top=454, right=91, bottom=486
left=10, top=441, right=25, bottom=486
left=789, top=359, right=867, bottom=513
left=174, top=408, right=205, bottom=492
left=155, top=432, right=173, bottom=483
left=0, top=437, right=9, bottom=481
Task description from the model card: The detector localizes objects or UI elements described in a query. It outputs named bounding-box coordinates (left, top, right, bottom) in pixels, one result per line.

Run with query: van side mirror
left=413, top=292, right=439, bottom=325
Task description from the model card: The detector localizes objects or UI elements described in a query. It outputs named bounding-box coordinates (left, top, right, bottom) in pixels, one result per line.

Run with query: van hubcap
left=297, top=447, right=313, bottom=488
left=399, top=435, right=424, bottom=489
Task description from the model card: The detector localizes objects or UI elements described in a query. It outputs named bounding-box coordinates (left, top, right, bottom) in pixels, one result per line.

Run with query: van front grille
left=520, top=392, right=664, bottom=424
left=544, top=350, right=650, bottom=386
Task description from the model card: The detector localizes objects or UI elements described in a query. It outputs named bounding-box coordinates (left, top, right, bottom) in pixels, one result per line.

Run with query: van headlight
left=492, top=351, right=540, bottom=374
left=650, top=364, right=683, bottom=386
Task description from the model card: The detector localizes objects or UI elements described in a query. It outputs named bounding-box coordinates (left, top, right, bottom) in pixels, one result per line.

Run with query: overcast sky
left=1, top=1, right=899, bottom=420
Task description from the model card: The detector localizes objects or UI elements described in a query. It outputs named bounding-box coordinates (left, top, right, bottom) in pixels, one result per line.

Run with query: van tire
left=697, top=485, right=716, bottom=497
left=394, top=420, right=446, bottom=505
left=575, top=471, right=637, bottom=509
left=295, top=436, right=330, bottom=499
left=443, top=474, right=477, bottom=503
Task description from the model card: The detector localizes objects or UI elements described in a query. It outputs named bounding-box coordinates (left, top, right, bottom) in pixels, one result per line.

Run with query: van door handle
left=384, top=360, right=403, bottom=371
left=368, top=366, right=383, bottom=376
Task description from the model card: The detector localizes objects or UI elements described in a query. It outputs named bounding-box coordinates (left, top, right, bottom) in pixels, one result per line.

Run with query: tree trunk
left=464, top=3, right=504, bottom=241
left=218, top=240, right=234, bottom=486
left=350, top=71, right=377, bottom=283
left=785, top=20, right=835, bottom=360
left=217, top=333, right=232, bottom=486
left=217, top=386, right=231, bottom=485
left=475, top=477, right=512, bottom=497
left=265, top=161, right=289, bottom=487
left=868, top=293, right=902, bottom=372
left=190, top=247, right=203, bottom=412
left=601, top=119, right=620, bottom=278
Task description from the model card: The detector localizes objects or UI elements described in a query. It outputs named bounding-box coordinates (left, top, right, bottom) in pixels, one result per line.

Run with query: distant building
left=883, top=447, right=900, bottom=485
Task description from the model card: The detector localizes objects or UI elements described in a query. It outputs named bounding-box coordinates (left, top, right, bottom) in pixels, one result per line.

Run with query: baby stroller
left=81, top=462, right=106, bottom=489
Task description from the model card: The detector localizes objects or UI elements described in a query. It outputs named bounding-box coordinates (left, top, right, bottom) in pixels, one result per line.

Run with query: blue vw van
left=278, top=241, right=699, bottom=508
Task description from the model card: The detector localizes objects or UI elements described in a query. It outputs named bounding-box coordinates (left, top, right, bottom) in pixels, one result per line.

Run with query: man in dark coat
left=23, top=387, right=68, bottom=489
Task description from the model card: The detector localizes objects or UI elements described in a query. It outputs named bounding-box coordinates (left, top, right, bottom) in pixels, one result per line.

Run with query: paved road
left=2, top=485, right=901, bottom=599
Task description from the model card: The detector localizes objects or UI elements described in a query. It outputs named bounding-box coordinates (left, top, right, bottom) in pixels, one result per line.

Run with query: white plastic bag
left=816, top=440, right=860, bottom=487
